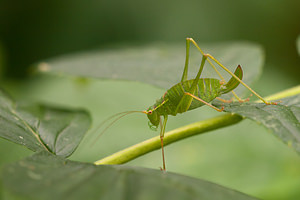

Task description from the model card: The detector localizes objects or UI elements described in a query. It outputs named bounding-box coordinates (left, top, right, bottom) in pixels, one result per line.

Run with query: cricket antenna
left=90, top=110, right=146, bottom=146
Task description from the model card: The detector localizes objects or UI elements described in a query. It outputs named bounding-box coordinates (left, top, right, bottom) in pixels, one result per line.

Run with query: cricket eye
left=148, top=110, right=152, bottom=114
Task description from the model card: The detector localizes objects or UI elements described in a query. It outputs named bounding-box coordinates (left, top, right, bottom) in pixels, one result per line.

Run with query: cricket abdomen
left=154, top=78, right=224, bottom=116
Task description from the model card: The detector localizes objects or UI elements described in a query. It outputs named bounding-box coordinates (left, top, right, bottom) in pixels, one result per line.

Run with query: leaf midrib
left=10, top=105, right=50, bottom=152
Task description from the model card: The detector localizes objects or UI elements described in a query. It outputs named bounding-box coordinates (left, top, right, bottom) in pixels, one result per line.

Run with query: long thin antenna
left=91, top=110, right=145, bottom=146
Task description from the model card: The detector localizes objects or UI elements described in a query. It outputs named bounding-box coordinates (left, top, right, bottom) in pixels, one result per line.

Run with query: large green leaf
left=2, top=152, right=258, bottom=200
left=214, top=94, right=300, bottom=154
left=0, top=89, right=91, bottom=157
left=36, top=41, right=264, bottom=97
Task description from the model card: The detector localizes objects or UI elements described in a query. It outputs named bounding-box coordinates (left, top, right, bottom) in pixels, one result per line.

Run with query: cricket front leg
left=184, top=92, right=224, bottom=112
left=160, top=115, right=168, bottom=171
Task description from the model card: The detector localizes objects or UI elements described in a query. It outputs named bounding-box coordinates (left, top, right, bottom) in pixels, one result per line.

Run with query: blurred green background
left=0, top=0, right=300, bottom=199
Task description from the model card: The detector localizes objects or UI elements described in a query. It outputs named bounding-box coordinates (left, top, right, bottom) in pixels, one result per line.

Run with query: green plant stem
left=94, top=85, right=300, bottom=165
left=264, top=85, right=300, bottom=101
left=95, top=113, right=242, bottom=165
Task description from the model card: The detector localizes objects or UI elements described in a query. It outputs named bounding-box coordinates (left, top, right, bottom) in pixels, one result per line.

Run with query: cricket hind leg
left=181, top=38, right=191, bottom=82
left=186, top=38, right=244, bottom=101
left=175, top=54, right=208, bottom=114
left=205, top=53, right=273, bottom=104
left=186, top=38, right=275, bottom=105
left=181, top=38, right=207, bottom=83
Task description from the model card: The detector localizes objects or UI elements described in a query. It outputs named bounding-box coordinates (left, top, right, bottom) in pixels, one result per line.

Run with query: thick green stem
left=95, top=114, right=242, bottom=165
left=94, top=85, right=300, bottom=165
left=263, top=85, right=300, bottom=101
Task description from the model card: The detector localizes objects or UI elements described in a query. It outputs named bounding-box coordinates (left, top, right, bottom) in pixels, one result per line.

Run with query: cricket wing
left=221, top=65, right=243, bottom=94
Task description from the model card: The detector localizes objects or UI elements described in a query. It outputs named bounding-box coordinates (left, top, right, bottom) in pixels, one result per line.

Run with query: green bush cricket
left=95, top=38, right=276, bottom=171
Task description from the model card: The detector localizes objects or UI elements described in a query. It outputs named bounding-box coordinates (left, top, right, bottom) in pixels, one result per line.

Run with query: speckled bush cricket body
left=97, top=38, right=275, bottom=171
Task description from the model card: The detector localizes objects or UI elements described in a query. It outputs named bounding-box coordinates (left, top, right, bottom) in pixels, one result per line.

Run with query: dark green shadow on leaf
left=2, top=152, right=258, bottom=200
left=0, top=89, right=91, bottom=157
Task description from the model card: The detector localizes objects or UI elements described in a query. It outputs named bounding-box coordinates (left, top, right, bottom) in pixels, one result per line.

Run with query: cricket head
left=143, top=106, right=160, bottom=131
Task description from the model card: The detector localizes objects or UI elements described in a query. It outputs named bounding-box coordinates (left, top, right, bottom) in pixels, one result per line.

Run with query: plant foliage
left=1, top=40, right=299, bottom=199
left=0, top=89, right=91, bottom=157
left=2, top=152, right=258, bottom=200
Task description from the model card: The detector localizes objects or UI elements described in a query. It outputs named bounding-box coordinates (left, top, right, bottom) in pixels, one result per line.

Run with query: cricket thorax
left=146, top=97, right=171, bottom=129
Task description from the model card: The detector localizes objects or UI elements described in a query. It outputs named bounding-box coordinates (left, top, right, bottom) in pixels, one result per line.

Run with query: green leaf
left=2, top=152, right=258, bottom=200
left=36, top=42, right=264, bottom=97
left=214, top=94, right=300, bottom=154
left=297, top=35, right=300, bottom=56
left=0, top=89, right=91, bottom=157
